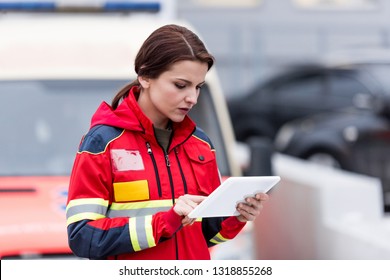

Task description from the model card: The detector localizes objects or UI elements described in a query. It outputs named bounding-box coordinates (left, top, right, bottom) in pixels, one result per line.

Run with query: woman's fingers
left=182, top=216, right=196, bottom=226
left=173, top=194, right=206, bottom=218
left=236, top=193, right=269, bottom=222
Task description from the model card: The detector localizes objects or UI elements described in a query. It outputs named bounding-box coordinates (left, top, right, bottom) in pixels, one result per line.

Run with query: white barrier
left=253, top=153, right=390, bottom=260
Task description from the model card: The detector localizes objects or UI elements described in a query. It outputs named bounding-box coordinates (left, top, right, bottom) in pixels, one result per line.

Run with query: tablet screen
left=188, top=176, right=280, bottom=218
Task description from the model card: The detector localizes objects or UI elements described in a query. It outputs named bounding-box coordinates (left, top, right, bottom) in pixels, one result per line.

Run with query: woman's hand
left=236, top=193, right=269, bottom=222
left=174, top=194, right=206, bottom=226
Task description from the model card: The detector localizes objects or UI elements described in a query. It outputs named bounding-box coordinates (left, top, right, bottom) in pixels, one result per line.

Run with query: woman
left=66, top=24, right=268, bottom=260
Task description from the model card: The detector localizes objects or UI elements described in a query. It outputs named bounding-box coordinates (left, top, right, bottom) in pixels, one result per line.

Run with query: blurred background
left=1, top=0, right=390, bottom=260
left=179, top=0, right=389, bottom=99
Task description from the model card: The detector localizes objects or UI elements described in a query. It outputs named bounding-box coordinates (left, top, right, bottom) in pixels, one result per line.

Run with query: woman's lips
left=179, top=108, right=190, bottom=114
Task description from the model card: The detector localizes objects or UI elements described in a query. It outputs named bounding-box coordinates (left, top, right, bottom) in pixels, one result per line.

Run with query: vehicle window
left=0, top=80, right=229, bottom=177
left=261, top=73, right=326, bottom=125
left=273, top=74, right=323, bottom=103
left=0, top=80, right=121, bottom=176
left=363, top=64, right=390, bottom=93
left=327, top=73, right=372, bottom=108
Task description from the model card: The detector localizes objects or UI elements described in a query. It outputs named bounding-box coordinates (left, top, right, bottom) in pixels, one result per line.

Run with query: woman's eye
left=175, top=83, right=186, bottom=89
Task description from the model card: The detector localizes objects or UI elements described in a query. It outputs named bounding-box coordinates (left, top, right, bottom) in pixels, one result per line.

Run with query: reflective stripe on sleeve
left=129, top=215, right=156, bottom=251
left=66, top=198, right=109, bottom=226
left=210, top=232, right=230, bottom=244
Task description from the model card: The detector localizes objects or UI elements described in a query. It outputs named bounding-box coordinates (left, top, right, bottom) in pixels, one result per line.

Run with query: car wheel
left=306, top=153, right=341, bottom=169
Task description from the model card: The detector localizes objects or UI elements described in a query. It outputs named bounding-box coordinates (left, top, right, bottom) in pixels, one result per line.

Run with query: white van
left=0, top=3, right=242, bottom=258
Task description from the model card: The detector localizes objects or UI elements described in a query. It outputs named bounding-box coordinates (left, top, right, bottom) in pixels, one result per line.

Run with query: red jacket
left=66, top=87, right=246, bottom=259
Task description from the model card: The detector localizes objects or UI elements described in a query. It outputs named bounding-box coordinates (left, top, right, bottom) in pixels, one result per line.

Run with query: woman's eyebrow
left=177, top=78, right=205, bottom=86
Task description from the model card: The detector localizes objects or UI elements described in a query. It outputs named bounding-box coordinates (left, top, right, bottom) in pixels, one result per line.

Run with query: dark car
left=274, top=109, right=390, bottom=211
left=228, top=61, right=390, bottom=142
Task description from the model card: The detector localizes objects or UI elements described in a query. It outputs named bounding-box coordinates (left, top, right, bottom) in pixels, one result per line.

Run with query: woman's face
left=138, top=60, right=208, bottom=129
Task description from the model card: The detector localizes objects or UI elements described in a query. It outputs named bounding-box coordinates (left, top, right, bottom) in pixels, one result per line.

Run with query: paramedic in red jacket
left=66, top=24, right=269, bottom=260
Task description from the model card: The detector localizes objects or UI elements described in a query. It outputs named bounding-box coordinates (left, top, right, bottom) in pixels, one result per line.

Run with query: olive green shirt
left=154, top=126, right=172, bottom=152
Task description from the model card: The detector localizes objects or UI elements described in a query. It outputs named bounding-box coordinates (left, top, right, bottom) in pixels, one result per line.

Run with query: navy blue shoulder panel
left=79, top=125, right=123, bottom=153
left=193, top=126, right=215, bottom=150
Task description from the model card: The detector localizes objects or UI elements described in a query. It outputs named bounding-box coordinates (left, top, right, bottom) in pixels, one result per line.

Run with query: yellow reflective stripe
left=129, top=217, right=140, bottom=251
left=107, top=206, right=170, bottom=218
left=66, top=198, right=109, bottom=226
left=66, top=213, right=106, bottom=226
left=210, top=232, right=230, bottom=244
left=66, top=198, right=108, bottom=211
left=108, top=200, right=173, bottom=218
left=128, top=215, right=156, bottom=252
left=144, top=215, right=156, bottom=248
left=110, top=199, right=173, bottom=210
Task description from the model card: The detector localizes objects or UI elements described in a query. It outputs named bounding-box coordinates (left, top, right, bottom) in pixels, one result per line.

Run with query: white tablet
left=188, top=176, right=280, bottom=218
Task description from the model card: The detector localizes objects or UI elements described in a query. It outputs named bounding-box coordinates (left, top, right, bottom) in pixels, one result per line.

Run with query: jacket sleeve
left=201, top=216, right=246, bottom=247
left=66, top=127, right=183, bottom=259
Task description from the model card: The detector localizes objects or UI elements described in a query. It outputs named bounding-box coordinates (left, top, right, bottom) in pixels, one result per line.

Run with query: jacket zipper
left=174, top=148, right=188, bottom=194
left=147, top=141, right=179, bottom=260
left=163, top=149, right=179, bottom=260
left=146, top=142, right=162, bottom=197
left=164, top=152, right=175, bottom=205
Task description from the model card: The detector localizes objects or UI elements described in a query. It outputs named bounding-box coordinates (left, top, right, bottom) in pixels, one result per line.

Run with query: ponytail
left=111, top=80, right=139, bottom=109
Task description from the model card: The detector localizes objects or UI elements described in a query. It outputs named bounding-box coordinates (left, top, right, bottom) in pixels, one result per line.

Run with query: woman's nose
left=185, top=89, right=199, bottom=105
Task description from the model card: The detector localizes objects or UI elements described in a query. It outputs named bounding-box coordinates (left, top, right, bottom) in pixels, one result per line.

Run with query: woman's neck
left=137, top=90, right=169, bottom=129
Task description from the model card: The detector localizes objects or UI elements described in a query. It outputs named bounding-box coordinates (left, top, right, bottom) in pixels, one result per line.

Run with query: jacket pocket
left=185, top=145, right=220, bottom=195
left=113, top=180, right=150, bottom=202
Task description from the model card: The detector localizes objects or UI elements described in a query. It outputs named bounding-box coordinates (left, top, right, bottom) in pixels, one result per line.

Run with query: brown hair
left=111, top=24, right=215, bottom=109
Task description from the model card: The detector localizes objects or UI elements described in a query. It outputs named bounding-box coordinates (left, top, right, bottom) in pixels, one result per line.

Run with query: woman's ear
left=138, top=76, right=150, bottom=89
